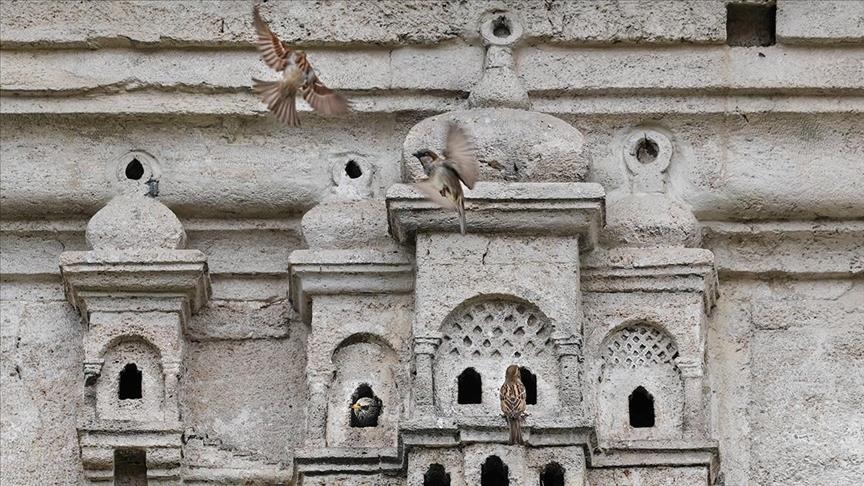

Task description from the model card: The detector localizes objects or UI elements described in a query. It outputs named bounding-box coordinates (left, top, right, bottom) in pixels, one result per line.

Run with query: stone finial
left=86, top=149, right=186, bottom=251
left=86, top=192, right=187, bottom=251
left=402, top=109, right=586, bottom=185
left=468, top=9, right=529, bottom=109
left=602, top=128, right=700, bottom=248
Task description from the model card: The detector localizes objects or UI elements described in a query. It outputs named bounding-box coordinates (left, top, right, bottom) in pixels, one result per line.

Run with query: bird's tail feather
left=252, top=78, right=299, bottom=127
left=508, top=417, right=523, bottom=445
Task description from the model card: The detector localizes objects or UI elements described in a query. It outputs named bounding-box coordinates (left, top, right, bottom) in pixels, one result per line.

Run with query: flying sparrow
left=412, top=123, right=480, bottom=234
left=251, top=5, right=350, bottom=127
left=350, top=396, right=382, bottom=427
left=500, top=364, right=527, bottom=445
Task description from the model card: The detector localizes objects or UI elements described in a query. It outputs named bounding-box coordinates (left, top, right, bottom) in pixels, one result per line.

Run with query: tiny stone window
left=481, top=455, right=509, bottom=486
left=519, top=367, right=537, bottom=405
left=344, top=160, right=362, bottom=179
left=118, top=363, right=142, bottom=400
left=457, top=368, right=482, bottom=404
left=628, top=386, right=655, bottom=428
left=125, top=158, right=145, bottom=181
left=540, top=462, right=565, bottom=486
left=114, top=448, right=147, bottom=484
left=349, top=383, right=382, bottom=428
left=424, top=463, right=451, bottom=486
left=726, top=2, right=776, bottom=47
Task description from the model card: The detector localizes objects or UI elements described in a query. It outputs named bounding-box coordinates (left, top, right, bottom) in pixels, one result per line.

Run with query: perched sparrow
left=350, top=396, right=382, bottom=427
left=412, top=123, right=480, bottom=234
left=500, top=364, right=527, bottom=445
left=251, top=5, right=350, bottom=127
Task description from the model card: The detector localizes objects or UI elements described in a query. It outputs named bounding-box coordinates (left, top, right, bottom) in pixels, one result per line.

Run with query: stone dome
left=301, top=198, right=397, bottom=251
left=402, top=108, right=587, bottom=184
left=86, top=193, right=187, bottom=251
left=601, top=192, right=700, bottom=248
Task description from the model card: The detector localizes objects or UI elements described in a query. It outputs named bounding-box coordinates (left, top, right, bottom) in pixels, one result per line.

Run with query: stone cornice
left=59, top=249, right=211, bottom=323
left=386, top=182, right=605, bottom=250
left=288, top=248, right=415, bottom=323
left=581, top=248, right=719, bottom=312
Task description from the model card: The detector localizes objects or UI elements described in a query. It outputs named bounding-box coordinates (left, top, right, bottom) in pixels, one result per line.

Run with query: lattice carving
left=602, top=325, right=678, bottom=369
left=439, top=300, right=553, bottom=359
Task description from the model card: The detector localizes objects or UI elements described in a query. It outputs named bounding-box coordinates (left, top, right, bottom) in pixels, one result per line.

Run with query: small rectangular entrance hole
left=726, top=2, right=776, bottom=47
left=114, top=448, right=147, bottom=485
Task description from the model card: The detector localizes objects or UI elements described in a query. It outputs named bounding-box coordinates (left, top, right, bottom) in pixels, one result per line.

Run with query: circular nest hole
left=635, top=138, right=660, bottom=165
left=492, top=15, right=512, bottom=38
left=345, top=160, right=363, bottom=179
left=125, top=158, right=145, bottom=180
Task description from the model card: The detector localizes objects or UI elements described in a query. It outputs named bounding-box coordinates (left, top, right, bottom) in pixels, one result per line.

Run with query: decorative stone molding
left=288, top=248, right=414, bottom=324
left=582, top=248, right=719, bottom=312
left=78, top=423, right=183, bottom=484
left=60, top=250, right=210, bottom=325
left=288, top=247, right=415, bottom=480
left=603, top=126, right=701, bottom=248
left=468, top=9, right=529, bottom=109
left=387, top=182, right=605, bottom=249
left=59, top=186, right=211, bottom=484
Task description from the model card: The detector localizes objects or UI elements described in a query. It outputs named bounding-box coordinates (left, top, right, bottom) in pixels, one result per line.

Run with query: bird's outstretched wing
left=302, top=77, right=351, bottom=115
left=443, top=122, right=479, bottom=189
left=414, top=179, right=457, bottom=211
left=253, top=5, right=292, bottom=71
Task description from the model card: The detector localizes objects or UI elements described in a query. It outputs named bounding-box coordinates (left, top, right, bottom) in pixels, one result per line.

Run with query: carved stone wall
left=2, top=2, right=863, bottom=486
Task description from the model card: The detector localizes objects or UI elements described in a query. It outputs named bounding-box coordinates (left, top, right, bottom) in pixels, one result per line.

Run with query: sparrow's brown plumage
left=412, top=123, right=480, bottom=234
left=500, top=364, right=527, bottom=445
left=251, top=5, right=350, bottom=127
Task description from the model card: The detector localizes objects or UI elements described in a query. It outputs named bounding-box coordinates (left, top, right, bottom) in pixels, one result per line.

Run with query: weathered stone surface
left=0, top=1, right=728, bottom=48
left=777, top=0, right=864, bottom=44
left=86, top=193, right=186, bottom=251
left=1, top=1, right=862, bottom=485
left=602, top=192, right=700, bottom=248
left=183, top=333, right=310, bottom=463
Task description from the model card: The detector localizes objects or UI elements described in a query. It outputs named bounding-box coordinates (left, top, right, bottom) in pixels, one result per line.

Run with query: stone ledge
left=294, top=447, right=403, bottom=475
left=401, top=415, right=594, bottom=448
left=78, top=424, right=183, bottom=482
left=582, top=248, right=719, bottom=311
left=60, top=249, right=211, bottom=320
left=288, top=248, right=415, bottom=323
left=589, top=438, right=718, bottom=468
left=5, top=46, right=862, bottom=97
left=386, top=182, right=605, bottom=249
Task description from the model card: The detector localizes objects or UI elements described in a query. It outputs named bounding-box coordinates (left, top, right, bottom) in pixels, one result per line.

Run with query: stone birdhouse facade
left=2, top=2, right=862, bottom=486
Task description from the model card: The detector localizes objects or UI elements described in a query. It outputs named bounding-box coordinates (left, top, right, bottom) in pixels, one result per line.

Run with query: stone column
left=412, top=336, right=441, bottom=413
left=305, top=370, right=331, bottom=447
left=677, top=360, right=706, bottom=438
left=82, top=360, right=103, bottom=421
left=162, top=360, right=182, bottom=421
left=554, top=335, right=584, bottom=416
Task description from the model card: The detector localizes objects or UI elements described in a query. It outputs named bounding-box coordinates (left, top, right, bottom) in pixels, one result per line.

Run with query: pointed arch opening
left=481, top=455, right=509, bottom=486
left=540, top=461, right=565, bottom=486
left=629, top=386, right=655, bottom=428
left=118, top=363, right=142, bottom=400
left=519, top=367, right=537, bottom=405
left=423, top=463, right=451, bottom=486
left=457, top=367, right=482, bottom=404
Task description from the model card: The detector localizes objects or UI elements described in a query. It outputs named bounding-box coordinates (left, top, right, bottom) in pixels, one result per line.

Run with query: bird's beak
left=350, top=403, right=360, bottom=411
left=412, top=151, right=423, bottom=159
